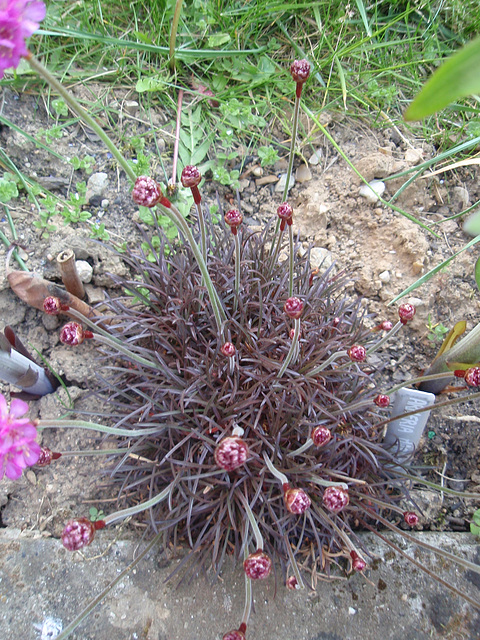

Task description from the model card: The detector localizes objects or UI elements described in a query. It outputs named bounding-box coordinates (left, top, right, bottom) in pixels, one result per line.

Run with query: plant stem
left=233, top=231, right=241, bottom=313
left=26, top=53, right=137, bottom=183
left=277, top=317, right=301, bottom=378
left=37, top=419, right=167, bottom=437
left=263, top=452, right=288, bottom=485
left=169, top=0, right=184, bottom=72
left=1, top=231, right=28, bottom=270
left=240, top=494, right=264, bottom=550
left=104, top=481, right=174, bottom=525
left=288, top=224, right=295, bottom=297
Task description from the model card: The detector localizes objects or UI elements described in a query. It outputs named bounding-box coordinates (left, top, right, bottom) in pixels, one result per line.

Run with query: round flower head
left=284, top=297, right=304, bottom=319
left=132, top=176, right=162, bottom=208
left=220, top=342, right=236, bottom=358
left=312, top=426, right=332, bottom=447
left=181, top=165, right=202, bottom=188
left=61, top=517, right=96, bottom=551
left=243, top=550, right=272, bottom=580
left=464, top=367, right=480, bottom=387
left=380, top=320, right=393, bottom=331
left=224, top=209, right=243, bottom=233
left=322, top=486, right=349, bottom=513
left=59, top=322, right=89, bottom=346
left=350, top=550, right=366, bottom=572
left=348, top=345, right=366, bottom=362
left=43, top=296, right=68, bottom=315
left=277, top=202, right=293, bottom=221
left=0, top=393, right=41, bottom=480
left=404, top=511, right=419, bottom=527
left=286, top=575, right=299, bottom=590
left=284, top=487, right=311, bottom=514
left=290, top=59, right=311, bottom=84
left=374, top=394, right=390, bottom=408
left=398, top=303, right=416, bottom=325
left=214, top=436, right=249, bottom=471
left=0, top=0, right=46, bottom=79
left=223, top=630, right=246, bottom=640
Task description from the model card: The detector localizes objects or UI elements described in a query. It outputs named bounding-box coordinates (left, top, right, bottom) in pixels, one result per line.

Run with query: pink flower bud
left=61, top=517, right=97, bottom=551
left=284, top=297, right=304, bottom=319
left=286, top=575, right=299, bottom=590
left=373, top=320, right=393, bottom=332
left=214, top=436, right=249, bottom=471
left=223, top=631, right=246, bottom=640
left=398, top=303, right=416, bottom=325
left=132, top=176, right=162, bottom=208
left=35, top=447, right=62, bottom=467
left=404, top=511, right=419, bottom=526
left=181, top=165, right=202, bottom=188
left=311, top=426, right=332, bottom=447
left=322, top=486, right=349, bottom=513
left=464, top=367, right=480, bottom=387
left=43, top=296, right=69, bottom=315
left=348, top=345, right=366, bottom=362
left=224, top=209, right=243, bottom=231
left=244, top=550, right=272, bottom=580
left=220, top=342, right=236, bottom=358
left=59, top=322, right=92, bottom=346
left=350, top=550, right=366, bottom=572
left=290, top=59, right=311, bottom=83
left=277, top=202, right=293, bottom=221
left=284, top=487, right=311, bottom=514
left=374, top=394, right=390, bottom=408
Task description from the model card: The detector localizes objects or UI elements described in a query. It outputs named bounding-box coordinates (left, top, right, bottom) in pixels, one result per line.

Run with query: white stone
left=75, top=260, right=93, bottom=283
left=308, top=148, right=323, bottom=165
left=379, top=270, right=391, bottom=283
left=309, top=247, right=333, bottom=271
left=275, top=173, right=295, bottom=193
left=359, top=180, right=385, bottom=203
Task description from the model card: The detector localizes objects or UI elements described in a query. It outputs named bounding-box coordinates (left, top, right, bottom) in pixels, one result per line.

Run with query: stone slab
left=0, top=529, right=479, bottom=640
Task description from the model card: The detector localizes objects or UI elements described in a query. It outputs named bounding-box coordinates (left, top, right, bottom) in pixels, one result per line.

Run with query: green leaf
left=471, top=508, right=480, bottom=537
left=463, top=209, right=480, bottom=237
left=207, top=33, right=231, bottom=47
left=475, top=256, right=480, bottom=293
left=52, top=98, right=68, bottom=117
left=135, top=76, right=166, bottom=92
left=405, top=36, right=480, bottom=120
left=0, top=177, right=18, bottom=203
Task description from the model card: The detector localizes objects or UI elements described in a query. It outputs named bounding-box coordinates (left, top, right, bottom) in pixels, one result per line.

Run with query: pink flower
left=0, top=392, right=40, bottom=480
left=0, top=1, right=46, bottom=78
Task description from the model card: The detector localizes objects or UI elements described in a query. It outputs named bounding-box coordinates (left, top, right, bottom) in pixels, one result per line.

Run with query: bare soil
left=0, top=86, right=479, bottom=540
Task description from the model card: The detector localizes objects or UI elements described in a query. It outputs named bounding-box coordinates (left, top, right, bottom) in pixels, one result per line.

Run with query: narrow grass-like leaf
left=475, top=256, right=480, bottom=293
left=354, top=0, right=372, bottom=37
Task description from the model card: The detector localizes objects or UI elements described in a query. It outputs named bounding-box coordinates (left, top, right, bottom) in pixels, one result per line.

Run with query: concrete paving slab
left=0, top=529, right=479, bottom=640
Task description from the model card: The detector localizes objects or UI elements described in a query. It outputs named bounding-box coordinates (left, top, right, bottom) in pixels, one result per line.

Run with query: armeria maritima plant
left=2, top=44, right=480, bottom=639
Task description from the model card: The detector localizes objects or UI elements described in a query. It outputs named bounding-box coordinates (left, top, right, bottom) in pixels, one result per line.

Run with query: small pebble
left=308, top=148, right=323, bottom=165
left=295, top=163, right=312, bottom=183
left=379, top=270, right=391, bottom=283
left=275, top=173, right=295, bottom=193
left=359, top=180, right=385, bottom=203
left=75, top=260, right=93, bottom=283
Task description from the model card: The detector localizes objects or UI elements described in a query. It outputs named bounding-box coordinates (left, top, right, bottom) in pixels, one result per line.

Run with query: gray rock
left=75, top=260, right=93, bottom=283
left=309, top=247, right=333, bottom=271
left=86, top=172, right=109, bottom=205
left=274, top=173, right=295, bottom=193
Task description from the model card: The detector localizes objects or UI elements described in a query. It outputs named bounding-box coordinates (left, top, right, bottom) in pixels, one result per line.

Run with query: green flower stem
left=385, top=371, right=454, bottom=396
left=240, top=494, right=264, bottom=550
left=195, top=200, right=208, bottom=261
left=169, top=0, right=184, bottom=71
left=59, top=448, right=128, bottom=457
left=288, top=224, right=295, bottom=297
left=305, top=350, right=348, bottom=377
left=287, top=437, right=314, bottom=457
left=308, top=476, right=348, bottom=490
left=26, top=53, right=137, bottom=184
left=1, top=231, right=28, bottom=270
left=242, top=545, right=253, bottom=624
left=37, top=419, right=166, bottom=437
left=277, top=318, right=301, bottom=378
left=233, top=231, right=241, bottom=314
left=313, top=503, right=356, bottom=552
left=157, top=201, right=227, bottom=336
left=104, top=481, right=175, bottom=525
left=263, top=452, right=288, bottom=485
left=366, top=321, right=403, bottom=356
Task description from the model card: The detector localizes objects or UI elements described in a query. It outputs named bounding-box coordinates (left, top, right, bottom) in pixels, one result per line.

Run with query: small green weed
left=70, top=155, right=96, bottom=174
left=426, top=315, right=450, bottom=343
left=471, top=508, right=480, bottom=537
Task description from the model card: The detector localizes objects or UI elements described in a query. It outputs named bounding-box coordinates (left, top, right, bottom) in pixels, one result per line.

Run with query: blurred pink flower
left=0, top=393, right=41, bottom=480
left=0, top=0, right=46, bottom=78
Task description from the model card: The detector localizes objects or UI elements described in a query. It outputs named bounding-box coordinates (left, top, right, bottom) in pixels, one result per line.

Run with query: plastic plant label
left=383, top=387, right=435, bottom=463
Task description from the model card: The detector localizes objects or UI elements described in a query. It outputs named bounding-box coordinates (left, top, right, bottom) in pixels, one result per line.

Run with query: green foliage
left=33, top=209, right=57, bottom=239
left=258, top=145, right=279, bottom=167
left=89, top=506, right=105, bottom=522
left=60, top=182, right=91, bottom=224
left=52, top=98, right=68, bottom=117
left=90, top=222, right=110, bottom=241
left=70, top=155, right=96, bottom=174
left=405, top=36, right=480, bottom=120
left=0, top=174, right=19, bottom=203
left=471, top=508, right=480, bottom=537
left=426, top=315, right=450, bottom=344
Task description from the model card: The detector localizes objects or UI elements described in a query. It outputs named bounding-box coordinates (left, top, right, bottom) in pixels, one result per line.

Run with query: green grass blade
left=405, top=35, right=480, bottom=120
left=354, top=0, right=372, bottom=37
